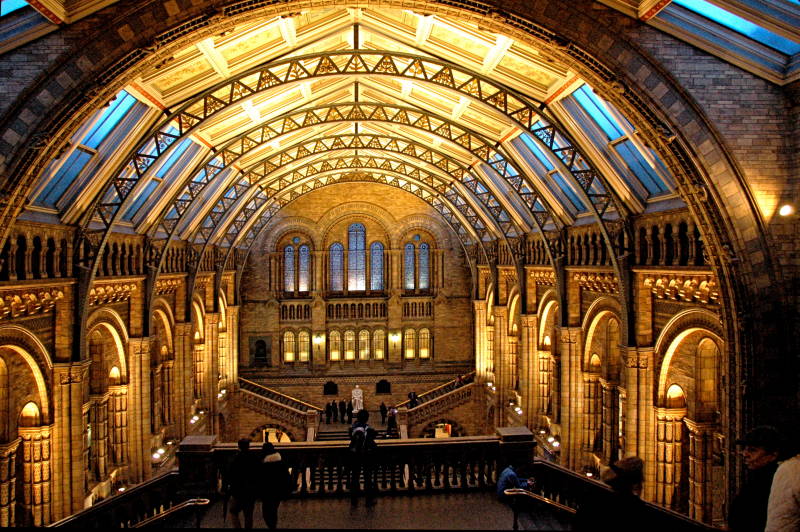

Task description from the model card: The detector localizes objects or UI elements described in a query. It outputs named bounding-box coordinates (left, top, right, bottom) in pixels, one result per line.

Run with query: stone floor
left=198, top=491, right=572, bottom=530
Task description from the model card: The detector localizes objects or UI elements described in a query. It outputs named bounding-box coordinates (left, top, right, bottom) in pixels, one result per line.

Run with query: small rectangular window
left=83, top=92, right=137, bottom=149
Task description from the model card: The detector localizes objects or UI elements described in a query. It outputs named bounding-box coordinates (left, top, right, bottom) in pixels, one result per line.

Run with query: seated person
left=497, top=461, right=533, bottom=503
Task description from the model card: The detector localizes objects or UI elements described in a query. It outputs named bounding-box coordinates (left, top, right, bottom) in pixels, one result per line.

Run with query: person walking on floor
left=225, top=438, right=260, bottom=529
left=325, top=401, right=332, bottom=424
left=348, top=409, right=378, bottom=506
left=260, top=442, right=291, bottom=530
left=347, top=400, right=354, bottom=425
left=379, top=401, right=388, bottom=425
left=338, top=398, right=346, bottom=424
left=331, top=400, right=338, bottom=423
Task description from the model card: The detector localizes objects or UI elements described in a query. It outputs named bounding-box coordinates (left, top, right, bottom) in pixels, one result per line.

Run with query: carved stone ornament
left=155, top=278, right=180, bottom=295
left=0, top=288, right=64, bottom=320
left=573, top=272, right=618, bottom=293
left=643, top=274, right=719, bottom=305
left=89, top=283, right=137, bottom=306
left=625, top=355, right=648, bottom=369
left=530, top=269, right=555, bottom=286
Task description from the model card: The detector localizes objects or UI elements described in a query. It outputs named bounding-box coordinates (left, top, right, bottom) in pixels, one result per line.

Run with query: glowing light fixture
left=779, top=204, right=794, bottom=216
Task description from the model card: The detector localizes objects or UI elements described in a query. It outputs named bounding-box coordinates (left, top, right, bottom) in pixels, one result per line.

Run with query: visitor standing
left=379, top=401, right=388, bottom=425
left=325, top=401, right=332, bottom=424
left=260, top=442, right=291, bottom=530
left=338, top=398, right=347, bottom=424
left=348, top=409, right=378, bottom=506
left=386, top=406, right=398, bottom=437
left=347, top=400, right=354, bottom=425
left=766, top=445, right=800, bottom=532
left=729, top=426, right=783, bottom=532
left=225, top=438, right=260, bottom=529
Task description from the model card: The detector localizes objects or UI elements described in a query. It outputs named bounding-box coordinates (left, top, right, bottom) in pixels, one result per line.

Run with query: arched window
left=329, top=331, right=341, bottom=361
left=344, top=330, right=356, bottom=360
left=329, top=243, right=344, bottom=291
left=404, top=243, right=415, bottom=290
left=283, top=331, right=295, bottom=362
left=298, top=245, right=310, bottom=292
left=370, top=242, right=384, bottom=291
left=359, top=330, right=370, bottom=360
left=404, top=329, right=416, bottom=359
left=419, top=243, right=430, bottom=290
left=348, top=223, right=366, bottom=291
left=372, top=330, right=385, bottom=360
left=298, top=331, right=310, bottom=362
left=419, top=328, right=431, bottom=358
left=284, top=245, right=295, bottom=292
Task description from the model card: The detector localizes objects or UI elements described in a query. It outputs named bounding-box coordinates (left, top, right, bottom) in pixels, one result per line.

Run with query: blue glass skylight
left=614, top=140, right=669, bottom=196
left=1, top=0, right=28, bottom=16
left=122, top=179, right=159, bottom=221
left=39, top=149, right=92, bottom=207
left=673, top=0, right=800, bottom=55
left=572, top=85, right=624, bottom=141
left=155, top=137, right=194, bottom=178
left=550, top=172, right=586, bottom=212
left=83, top=91, right=137, bottom=149
left=517, top=134, right=554, bottom=171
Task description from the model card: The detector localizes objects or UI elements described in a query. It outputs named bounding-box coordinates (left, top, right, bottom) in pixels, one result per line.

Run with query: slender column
left=204, top=312, right=220, bottom=434
left=51, top=363, right=88, bottom=520
left=173, top=322, right=193, bottom=437
left=685, top=419, right=715, bottom=524
left=583, top=374, right=601, bottom=461
left=0, top=438, right=20, bottom=527
left=18, top=426, right=51, bottom=526
left=127, top=338, right=151, bottom=483
left=557, top=326, right=582, bottom=470
left=89, top=394, right=109, bottom=482
left=655, top=407, right=686, bottom=509
left=537, top=352, right=551, bottom=427
left=108, top=385, right=128, bottom=471
left=519, top=314, right=538, bottom=429
left=599, top=378, right=619, bottom=463
left=162, top=361, right=174, bottom=427
left=473, top=301, right=488, bottom=380
left=227, top=306, right=239, bottom=386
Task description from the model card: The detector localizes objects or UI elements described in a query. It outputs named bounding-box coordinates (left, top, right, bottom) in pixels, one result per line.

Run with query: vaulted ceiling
left=23, top=6, right=684, bottom=258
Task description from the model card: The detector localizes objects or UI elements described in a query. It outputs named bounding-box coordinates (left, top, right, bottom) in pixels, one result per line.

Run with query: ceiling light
left=779, top=204, right=794, bottom=216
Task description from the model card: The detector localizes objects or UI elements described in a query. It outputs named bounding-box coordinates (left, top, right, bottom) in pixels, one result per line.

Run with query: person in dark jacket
left=338, top=399, right=346, bottom=424
left=260, top=442, right=291, bottom=530
left=574, top=456, right=648, bottom=532
left=379, top=401, right=388, bottom=425
left=226, top=438, right=260, bottom=529
left=325, top=401, right=332, bottom=424
left=729, top=426, right=784, bottom=532
left=346, top=400, right=354, bottom=424
left=348, top=409, right=378, bottom=505
left=331, top=400, right=338, bottom=423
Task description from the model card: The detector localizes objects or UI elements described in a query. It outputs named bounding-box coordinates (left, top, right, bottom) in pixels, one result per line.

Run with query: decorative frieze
left=643, top=274, right=719, bottom=305
left=530, top=269, right=555, bottom=286
left=0, top=288, right=64, bottom=320
left=155, top=278, right=180, bottom=295
left=88, top=283, right=137, bottom=306
left=573, top=272, right=618, bottom=293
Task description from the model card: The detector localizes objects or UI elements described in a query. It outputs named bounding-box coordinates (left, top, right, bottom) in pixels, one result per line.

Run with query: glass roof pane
left=122, top=179, right=159, bottom=221
left=572, top=85, right=624, bottom=141
left=517, top=134, right=554, bottom=171
left=1, top=0, right=27, bottom=16
left=37, top=148, right=92, bottom=207
left=550, top=171, right=586, bottom=212
left=673, top=0, right=800, bottom=54
left=83, top=91, right=137, bottom=149
left=614, top=140, right=670, bottom=196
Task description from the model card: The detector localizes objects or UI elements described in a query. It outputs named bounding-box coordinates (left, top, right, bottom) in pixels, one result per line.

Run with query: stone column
left=17, top=425, right=51, bottom=526
left=162, top=361, right=174, bottom=428
left=127, top=338, right=151, bottom=483
left=519, top=314, right=538, bottom=429
left=226, top=305, right=239, bottom=387
left=537, top=352, right=551, bottom=427
left=599, top=378, right=619, bottom=463
left=173, top=322, right=193, bottom=437
left=557, top=326, right=582, bottom=470
left=583, top=373, right=601, bottom=462
left=622, top=347, right=656, bottom=500
left=654, top=407, right=687, bottom=511
left=51, top=363, right=88, bottom=520
left=0, top=438, right=20, bottom=527
left=473, top=300, right=489, bottom=380
left=88, top=394, right=109, bottom=483
left=685, top=419, right=715, bottom=524
left=108, top=385, right=128, bottom=472
left=204, top=312, right=220, bottom=434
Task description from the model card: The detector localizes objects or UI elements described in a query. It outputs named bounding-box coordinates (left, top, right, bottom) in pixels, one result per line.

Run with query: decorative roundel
left=293, top=237, right=301, bottom=244
left=413, top=234, right=421, bottom=241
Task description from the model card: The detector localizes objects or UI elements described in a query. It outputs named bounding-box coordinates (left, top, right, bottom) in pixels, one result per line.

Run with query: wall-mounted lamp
left=543, top=335, right=551, bottom=347
left=779, top=204, right=795, bottom=217
left=313, top=335, right=324, bottom=345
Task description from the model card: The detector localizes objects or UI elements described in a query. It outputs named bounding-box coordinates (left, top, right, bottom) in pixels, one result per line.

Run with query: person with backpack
left=348, top=409, right=378, bottom=505
left=225, top=438, right=261, bottom=529
left=260, top=442, right=291, bottom=530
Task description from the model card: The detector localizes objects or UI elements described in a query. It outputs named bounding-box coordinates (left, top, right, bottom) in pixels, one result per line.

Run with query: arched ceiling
left=23, top=6, right=681, bottom=263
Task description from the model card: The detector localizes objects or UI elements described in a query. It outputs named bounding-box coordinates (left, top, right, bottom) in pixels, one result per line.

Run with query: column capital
left=655, top=406, right=688, bottom=420
left=519, top=313, right=538, bottom=327
left=0, top=438, right=21, bottom=457
left=621, top=346, right=653, bottom=369
left=556, top=325, right=581, bottom=344
left=683, top=418, right=716, bottom=435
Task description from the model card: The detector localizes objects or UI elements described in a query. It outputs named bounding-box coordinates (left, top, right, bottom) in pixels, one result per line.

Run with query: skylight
left=1, top=0, right=28, bottom=16
left=673, top=0, right=800, bottom=55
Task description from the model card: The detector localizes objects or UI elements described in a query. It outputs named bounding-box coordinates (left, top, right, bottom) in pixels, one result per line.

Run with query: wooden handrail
left=239, top=377, right=322, bottom=411
left=131, top=498, right=210, bottom=528
left=503, top=488, right=576, bottom=514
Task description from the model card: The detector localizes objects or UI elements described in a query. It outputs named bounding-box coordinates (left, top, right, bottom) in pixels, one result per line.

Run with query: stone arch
left=507, top=290, right=521, bottom=337
left=0, top=326, right=51, bottom=425
left=581, top=298, right=622, bottom=378
left=318, top=202, right=397, bottom=248
left=86, top=307, right=129, bottom=383
left=217, top=289, right=228, bottom=332
left=261, top=217, right=321, bottom=252
left=537, top=291, right=559, bottom=347
left=247, top=423, right=296, bottom=443
left=191, top=296, right=206, bottom=342
left=392, top=213, right=453, bottom=250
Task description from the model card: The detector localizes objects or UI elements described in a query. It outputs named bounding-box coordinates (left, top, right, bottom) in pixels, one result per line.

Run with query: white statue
left=351, top=385, right=364, bottom=413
